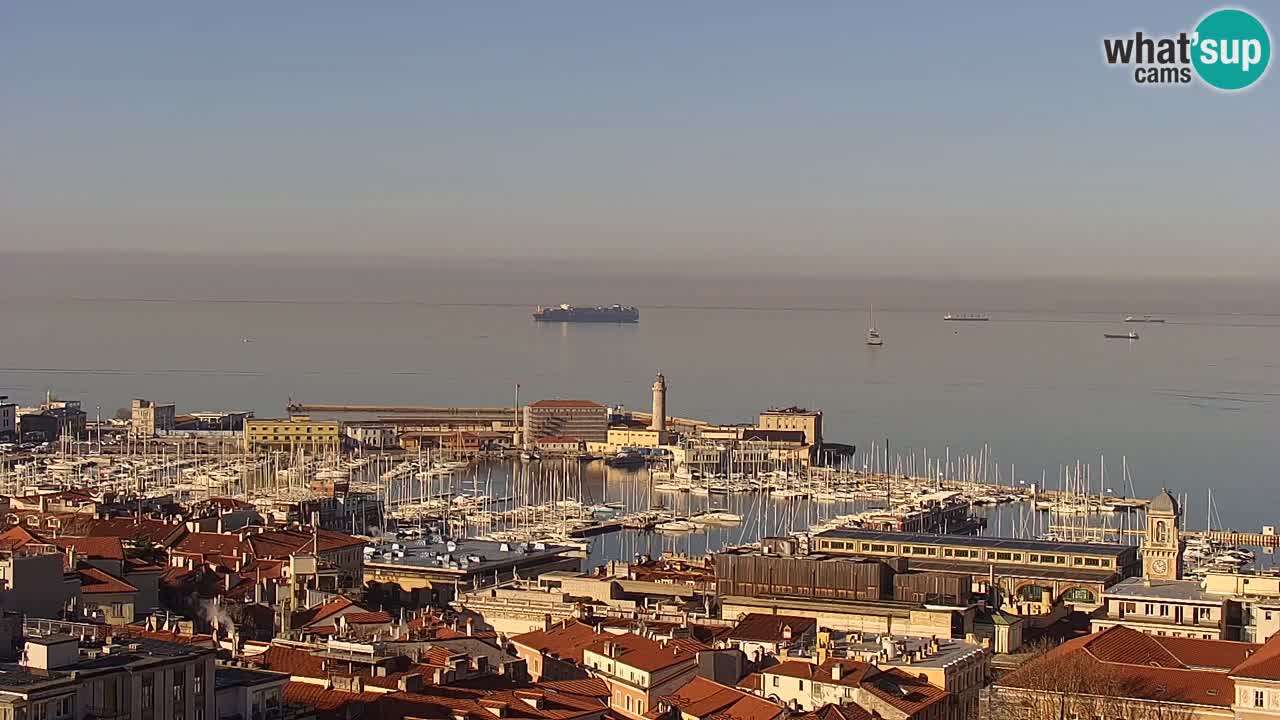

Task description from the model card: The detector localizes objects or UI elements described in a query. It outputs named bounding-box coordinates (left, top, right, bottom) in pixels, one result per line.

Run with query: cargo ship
left=1104, top=331, right=1139, bottom=340
left=943, top=313, right=989, bottom=321
left=533, top=304, right=639, bottom=323
left=1125, top=315, right=1166, bottom=323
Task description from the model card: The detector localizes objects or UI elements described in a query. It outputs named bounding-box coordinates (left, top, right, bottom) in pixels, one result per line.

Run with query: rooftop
left=997, top=625, right=1250, bottom=707
left=528, top=400, right=604, bottom=409
left=364, top=537, right=574, bottom=575
left=728, top=613, right=816, bottom=643
left=1105, top=577, right=1218, bottom=602
left=817, top=527, right=1132, bottom=557
left=582, top=632, right=697, bottom=673
left=662, top=676, right=783, bottom=720
left=214, top=665, right=289, bottom=691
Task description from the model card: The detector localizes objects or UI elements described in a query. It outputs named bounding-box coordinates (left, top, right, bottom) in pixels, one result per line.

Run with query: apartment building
left=130, top=399, right=176, bottom=437
left=11, top=620, right=216, bottom=720
left=581, top=633, right=699, bottom=720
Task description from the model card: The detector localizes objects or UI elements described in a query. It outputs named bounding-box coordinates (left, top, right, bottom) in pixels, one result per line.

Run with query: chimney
left=831, top=663, right=842, bottom=681
left=466, top=618, right=474, bottom=637
left=397, top=673, right=424, bottom=692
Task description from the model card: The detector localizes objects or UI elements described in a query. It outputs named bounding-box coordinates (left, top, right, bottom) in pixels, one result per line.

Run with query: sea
left=1, top=252, right=1278, bottom=533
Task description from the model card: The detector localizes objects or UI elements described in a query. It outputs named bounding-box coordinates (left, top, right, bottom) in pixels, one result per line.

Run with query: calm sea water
left=2, top=294, right=1278, bottom=530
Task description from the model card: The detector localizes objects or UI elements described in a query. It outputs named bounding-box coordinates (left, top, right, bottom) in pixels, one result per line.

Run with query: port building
left=130, top=398, right=176, bottom=437
left=242, top=416, right=342, bottom=452
left=757, top=407, right=822, bottom=447
left=524, top=400, right=608, bottom=444
left=811, top=528, right=1138, bottom=609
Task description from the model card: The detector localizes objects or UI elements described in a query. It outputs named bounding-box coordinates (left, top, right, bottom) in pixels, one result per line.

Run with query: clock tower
left=1143, top=489, right=1183, bottom=581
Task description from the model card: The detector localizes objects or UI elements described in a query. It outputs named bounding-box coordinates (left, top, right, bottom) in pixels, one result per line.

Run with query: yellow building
left=242, top=416, right=341, bottom=451
left=757, top=407, right=823, bottom=446
left=607, top=427, right=667, bottom=448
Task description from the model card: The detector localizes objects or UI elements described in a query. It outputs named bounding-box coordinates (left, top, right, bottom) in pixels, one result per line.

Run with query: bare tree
left=989, top=646, right=1194, bottom=720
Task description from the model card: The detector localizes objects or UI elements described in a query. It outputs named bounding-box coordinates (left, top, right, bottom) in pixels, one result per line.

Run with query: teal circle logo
left=1192, top=8, right=1271, bottom=90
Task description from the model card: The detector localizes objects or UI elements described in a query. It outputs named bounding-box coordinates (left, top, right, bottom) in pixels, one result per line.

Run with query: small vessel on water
left=866, top=305, right=883, bottom=346
left=533, top=304, right=639, bottom=323
left=605, top=450, right=645, bottom=468
left=1125, top=315, right=1166, bottom=323
left=1104, top=332, right=1140, bottom=340
left=944, top=313, right=989, bottom=321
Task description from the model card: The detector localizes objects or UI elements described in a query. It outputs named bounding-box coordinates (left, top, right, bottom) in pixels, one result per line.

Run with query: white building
left=0, top=401, right=15, bottom=441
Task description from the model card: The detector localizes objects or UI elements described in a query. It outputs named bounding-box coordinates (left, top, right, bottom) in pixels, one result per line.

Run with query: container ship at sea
left=533, top=304, right=640, bottom=323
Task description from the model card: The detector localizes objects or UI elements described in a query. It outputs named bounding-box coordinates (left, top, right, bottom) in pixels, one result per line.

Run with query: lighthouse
left=649, top=371, right=667, bottom=433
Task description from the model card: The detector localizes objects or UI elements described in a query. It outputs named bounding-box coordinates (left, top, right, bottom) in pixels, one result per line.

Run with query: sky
left=2, top=2, right=1277, bottom=277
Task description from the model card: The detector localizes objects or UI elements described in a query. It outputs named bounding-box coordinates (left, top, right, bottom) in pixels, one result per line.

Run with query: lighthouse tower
left=649, top=372, right=667, bottom=433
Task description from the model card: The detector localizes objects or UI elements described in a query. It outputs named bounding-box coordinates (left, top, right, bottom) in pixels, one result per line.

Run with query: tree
left=113, top=407, right=132, bottom=421
left=989, top=641, right=1194, bottom=720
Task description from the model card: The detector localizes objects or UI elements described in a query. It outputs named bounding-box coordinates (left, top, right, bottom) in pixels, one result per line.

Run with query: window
left=194, top=670, right=203, bottom=696
left=1160, top=605, right=1169, bottom=617
left=1256, top=690, right=1266, bottom=708
left=174, top=669, right=185, bottom=704
left=772, top=676, right=779, bottom=687
left=111, top=602, right=124, bottom=617
left=798, top=680, right=805, bottom=691
left=1084, top=558, right=1101, bottom=567
left=57, top=698, right=70, bottom=718
left=142, top=674, right=154, bottom=710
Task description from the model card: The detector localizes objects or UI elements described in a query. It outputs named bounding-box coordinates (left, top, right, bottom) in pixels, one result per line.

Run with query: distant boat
left=1125, top=315, right=1166, bottom=323
left=1104, top=332, right=1140, bottom=340
left=944, top=313, right=989, bottom=321
left=533, top=304, right=639, bottom=323
left=866, top=305, right=883, bottom=346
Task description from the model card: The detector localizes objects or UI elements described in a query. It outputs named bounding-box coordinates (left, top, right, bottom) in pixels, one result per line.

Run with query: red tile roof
left=1231, top=629, right=1280, bottom=680
left=511, top=620, right=609, bottom=665
left=57, top=517, right=188, bottom=547
left=859, top=668, right=949, bottom=715
left=248, top=528, right=365, bottom=557
left=728, top=614, right=816, bottom=644
left=0, top=525, right=51, bottom=550
left=174, top=532, right=248, bottom=559
left=292, top=597, right=359, bottom=628
left=253, top=644, right=327, bottom=679
left=792, top=704, right=875, bottom=720
left=999, top=626, right=1240, bottom=708
left=583, top=633, right=697, bottom=673
left=52, top=536, right=126, bottom=561
left=343, top=611, right=394, bottom=625
left=1158, top=635, right=1258, bottom=670
left=283, top=682, right=383, bottom=711
left=661, top=677, right=784, bottom=720
left=536, top=436, right=582, bottom=444
left=77, top=565, right=138, bottom=595
left=537, top=678, right=611, bottom=699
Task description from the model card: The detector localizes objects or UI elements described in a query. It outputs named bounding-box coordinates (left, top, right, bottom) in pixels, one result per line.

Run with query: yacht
left=1104, top=332, right=1140, bottom=340
left=866, top=305, right=883, bottom=346
left=1125, top=315, right=1166, bottom=323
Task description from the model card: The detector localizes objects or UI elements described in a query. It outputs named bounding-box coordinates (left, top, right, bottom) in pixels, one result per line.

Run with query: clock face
left=1152, top=558, right=1169, bottom=574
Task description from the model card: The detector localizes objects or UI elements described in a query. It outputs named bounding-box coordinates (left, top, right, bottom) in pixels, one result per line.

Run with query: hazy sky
left=2, top=2, right=1277, bottom=276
